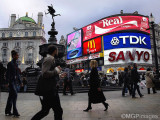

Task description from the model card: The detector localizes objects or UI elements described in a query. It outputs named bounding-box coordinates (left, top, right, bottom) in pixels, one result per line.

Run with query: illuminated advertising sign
left=104, top=48, right=152, bottom=65
left=103, top=33, right=151, bottom=50
left=67, top=29, right=82, bottom=51
left=75, top=69, right=84, bottom=73
left=67, top=30, right=82, bottom=59
left=103, top=32, right=152, bottom=65
left=82, top=15, right=150, bottom=41
left=67, top=48, right=82, bottom=60
left=83, top=37, right=102, bottom=55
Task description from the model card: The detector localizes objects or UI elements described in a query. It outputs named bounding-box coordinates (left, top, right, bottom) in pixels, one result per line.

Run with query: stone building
left=0, top=12, right=46, bottom=71
left=151, top=23, right=160, bottom=68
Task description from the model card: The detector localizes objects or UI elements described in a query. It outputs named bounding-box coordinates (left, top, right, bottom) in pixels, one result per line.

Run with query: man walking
left=31, top=45, right=63, bottom=120
left=131, top=63, right=144, bottom=98
left=5, top=50, right=21, bottom=117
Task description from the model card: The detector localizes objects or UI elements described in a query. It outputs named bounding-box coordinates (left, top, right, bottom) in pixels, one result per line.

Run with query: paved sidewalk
left=0, top=88, right=159, bottom=120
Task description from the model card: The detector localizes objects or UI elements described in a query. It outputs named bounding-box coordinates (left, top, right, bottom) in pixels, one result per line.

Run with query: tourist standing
left=63, top=65, right=74, bottom=95
left=145, top=68, right=157, bottom=94
left=22, top=77, right=28, bottom=92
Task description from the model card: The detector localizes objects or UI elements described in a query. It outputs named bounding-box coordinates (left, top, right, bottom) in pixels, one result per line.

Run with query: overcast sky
left=0, top=0, right=160, bottom=42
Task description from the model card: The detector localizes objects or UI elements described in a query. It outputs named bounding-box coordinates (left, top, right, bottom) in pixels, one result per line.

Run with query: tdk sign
left=119, top=36, right=147, bottom=45
left=104, top=33, right=151, bottom=50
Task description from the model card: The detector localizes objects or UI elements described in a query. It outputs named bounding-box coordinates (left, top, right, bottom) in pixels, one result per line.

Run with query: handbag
left=35, top=74, right=57, bottom=96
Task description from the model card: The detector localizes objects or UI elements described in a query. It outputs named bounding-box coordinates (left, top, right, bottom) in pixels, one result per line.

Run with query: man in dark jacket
left=122, top=67, right=131, bottom=96
left=131, top=63, right=144, bottom=98
left=5, top=50, right=21, bottom=117
left=31, top=45, right=63, bottom=120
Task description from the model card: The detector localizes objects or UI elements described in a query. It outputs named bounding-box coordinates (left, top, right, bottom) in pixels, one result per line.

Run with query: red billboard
left=82, top=15, right=150, bottom=41
left=83, top=37, right=102, bottom=55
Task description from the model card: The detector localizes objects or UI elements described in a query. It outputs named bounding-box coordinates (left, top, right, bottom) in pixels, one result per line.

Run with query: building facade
left=0, top=12, right=46, bottom=71
left=151, top=23, right=160, bottom=67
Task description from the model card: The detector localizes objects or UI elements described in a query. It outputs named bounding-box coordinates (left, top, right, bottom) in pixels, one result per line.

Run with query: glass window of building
left=2, top=58, right=7, bottom=63
left=3, top=42, right=8, bottom=47
left=9, top=32, right=12, bottom=37
left=28, top=41, right=34, bottom=46
left=15, top=42, right=20, bottom=47
left=33, top=31, right=36, bottom=36
left=26, top=48, right=34, bottom=64
left=25, top=32, right=28, bottom=37
left=2, top=49, right=7, bottom=57
left=15, top=49, right=20, bottom=55
left=2, top=33, right=5, bottom=38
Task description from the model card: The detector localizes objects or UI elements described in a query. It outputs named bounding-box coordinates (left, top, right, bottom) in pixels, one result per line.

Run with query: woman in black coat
left=83, top=60, right=109, bottom=112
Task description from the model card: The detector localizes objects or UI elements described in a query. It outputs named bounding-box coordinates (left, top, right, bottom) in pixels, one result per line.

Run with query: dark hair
left=147, top=68, right=151, bottom=71
left=133, top=63, right=137, bottom=68
left=66, top=64, right=70, bottom=68
left=48, top=45, right=57, bottom=55
left=128, top=65, right=131, bottom=69
left=124, top=67, right=128, bottom=72
left=11, top=50, right=18, bottom=58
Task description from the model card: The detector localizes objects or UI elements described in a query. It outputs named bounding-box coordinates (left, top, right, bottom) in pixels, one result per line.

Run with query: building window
left=33, top=31, right=36, bottom=36
left=15, top=42, right=20, bottom=47
left=25, top=32, right=28, bottom=37
left=26, top=49, right=34, bottom=64
left=3, top=42, right=8, bottom=47
left=9, top=32, right=12, bottom=37
left=15, top=49, right=20, bottom=55
left=28, top=41, right=34, bottom=46
left=2, top=33, right=5, bottom=38
left=2, top=49, right=7, bottom=57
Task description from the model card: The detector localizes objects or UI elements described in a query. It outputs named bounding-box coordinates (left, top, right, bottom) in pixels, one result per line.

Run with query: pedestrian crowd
left=121, top=64, right=157, bottom=98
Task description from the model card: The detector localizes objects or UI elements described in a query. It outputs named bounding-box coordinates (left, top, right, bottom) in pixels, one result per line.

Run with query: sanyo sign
left=103, top=32, right=152, bottom=65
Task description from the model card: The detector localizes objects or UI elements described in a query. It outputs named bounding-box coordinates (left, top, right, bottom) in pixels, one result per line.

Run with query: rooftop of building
left=16, top=12, right=36, bottom=24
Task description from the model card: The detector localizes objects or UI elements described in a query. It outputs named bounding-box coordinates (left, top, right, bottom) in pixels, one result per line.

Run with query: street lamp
left=149, top=13, right=159, bottom=76
left=87, top=48, right=90, bottom=73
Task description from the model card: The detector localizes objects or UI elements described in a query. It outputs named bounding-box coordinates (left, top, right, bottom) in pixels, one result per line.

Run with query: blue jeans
left=24, top=85, right=27, bottom=92
left=5, top=84, right=18, bottom=114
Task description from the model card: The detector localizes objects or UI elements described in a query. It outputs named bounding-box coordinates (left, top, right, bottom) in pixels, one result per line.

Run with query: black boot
left=13, top=113, right=20, bottom=117
left=5, top=112, right=13, bottom=116
left=153, top=87, right=157, bottom=94
left=83, top=107, right=92, bottom=112
left=148, top=88, right=150, bottom=94
left=103, top=102, right=109, bottom=111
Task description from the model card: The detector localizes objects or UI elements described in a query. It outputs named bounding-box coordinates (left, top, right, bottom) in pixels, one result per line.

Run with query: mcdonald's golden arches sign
left=83, top=37, right=102, bottom=55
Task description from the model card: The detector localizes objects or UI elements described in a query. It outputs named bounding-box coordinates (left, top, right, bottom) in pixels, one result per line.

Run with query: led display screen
left=83, top=37, right=102, bottom=55
left=82, top=15, right=150, bottom=41
left=67, top=29, right=82, bottom=59
left=103, top=32, right=151, bottom=50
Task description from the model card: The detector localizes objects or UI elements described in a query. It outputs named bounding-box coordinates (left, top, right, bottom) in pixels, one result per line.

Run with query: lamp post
left=149, top=13, right=159, bottom=76
left=87, top=48, right=90, bottom=73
